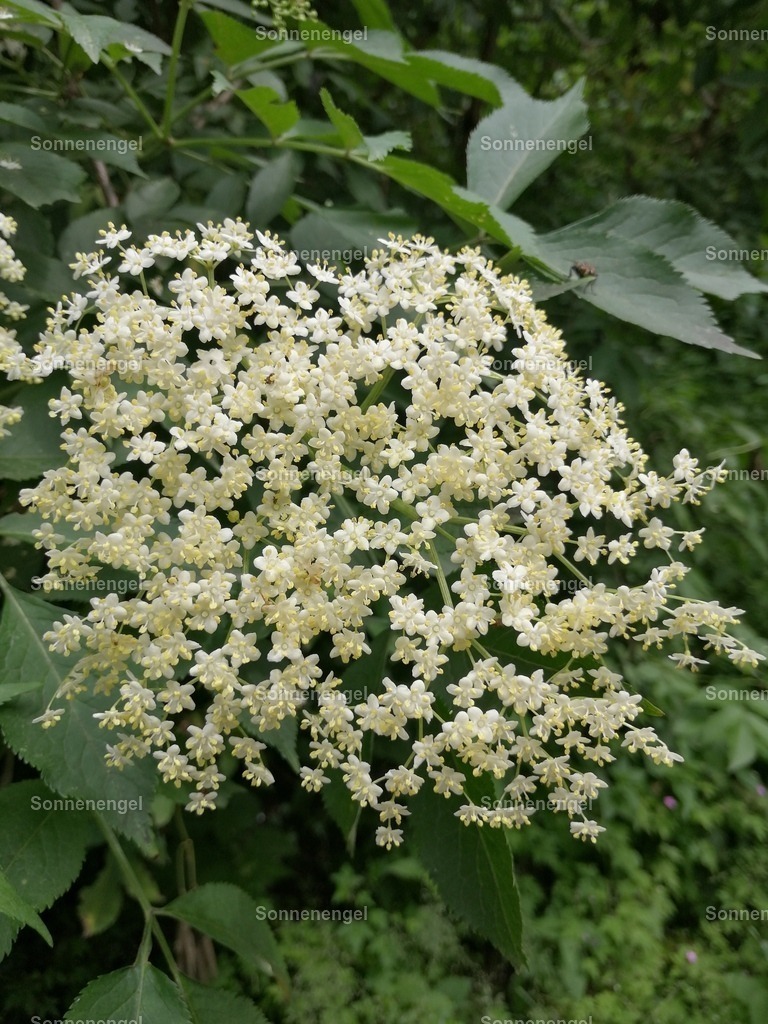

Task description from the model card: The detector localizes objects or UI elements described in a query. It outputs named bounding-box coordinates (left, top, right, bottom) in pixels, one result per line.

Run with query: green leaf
left=411, top=771, right=526, bottom=966
left=320, top=88, right=365, bottom=151
left=0, top=143, right=86, bottom=207
left=349, top=0, right=396, bottom=32
left=200, top=10, right=277, bottom=65
left=0, top=680, right=41, bottom=706
left=12, top=244, right=75, bottom=301
left=0, top=865, right=52, bottom=947
left=237, top=87, right=300, bottom=138
left=0, top=779, right=92, bottom=957
left=409, top=50, right=515, bottom=104
left=125, top=177, right=181, bottom=224
left=554, top=196, right=768, bottom=302
left=42, top=132, right=146, bottom=175
left=57, top=208, right=124, bottom=267
left=1, top=0, right=60, bottom=26
left=251, top=714, right=299, bottom=773
left=306, top=27, right=441, bottom=106
left=362, top=130, right=411, bottom=161
left=340, top=628, right=390, bottom=700
left=78, top=854, right=123, bottom=938
left=206, top=170, right=248, bottom=215
left=320, top=771, right=360, bottom=850
left=246, top=151, right=302, bottom=225
left=640, top=696, right=665, bottom=718
left=0, top=510, right=80, bottom=546
left=0, top=101, right=48, bottom=131
left=729, top=721, right=758, bottom=772
left=467, top=79, right=590, bottom=209
left=289, top=208, right=416, bottom=266
left=376, top=156, right=537, bottom=247
left=180, top=979, right=271, bottom=1024
left=0, top=582, right=157, bottom=845
left=56, top=7, right=171, bottom=65
left=163, top=882, right=287, bottom=982
left=0, top=378, right=69, bottom=481
left=534, top=225, right=758, bottom=358
left=65, top=965, right=192, bottom=1023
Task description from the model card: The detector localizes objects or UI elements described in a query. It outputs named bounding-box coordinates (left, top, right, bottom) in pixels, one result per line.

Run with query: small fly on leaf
left=569, top=261, right=598, bottom=291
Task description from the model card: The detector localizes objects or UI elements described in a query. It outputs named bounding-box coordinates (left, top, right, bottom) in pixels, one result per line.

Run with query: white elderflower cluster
left=15, top=220, right=763, bottom=845
left=0, top=212, right=35, bottom=437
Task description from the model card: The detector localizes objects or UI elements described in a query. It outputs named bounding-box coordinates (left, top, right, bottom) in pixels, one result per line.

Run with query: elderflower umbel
left=11, top=219, right=763, bottom=842
left=0, top=213, right=37, bottom=436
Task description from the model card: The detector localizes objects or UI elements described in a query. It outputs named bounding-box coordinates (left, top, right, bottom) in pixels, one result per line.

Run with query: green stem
left=162, top=0, right=195, bottom=139
left=103, top=58, right=163, bottom=140
left=360, top=367, right=395, bottom=413
left=553, top=551, right=593, bottom=587
left=171, top=84, right=214, bottom=129
left=96, top=816, right=186, bottom=988
left=428, top=541, right=454, bottom=608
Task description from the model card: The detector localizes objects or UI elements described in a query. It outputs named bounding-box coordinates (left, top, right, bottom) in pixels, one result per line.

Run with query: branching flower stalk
left=10, top=218, right=763, bottom=847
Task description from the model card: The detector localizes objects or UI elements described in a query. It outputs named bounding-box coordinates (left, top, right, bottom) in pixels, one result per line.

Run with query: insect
left=569, top=261, right=598, bottom=291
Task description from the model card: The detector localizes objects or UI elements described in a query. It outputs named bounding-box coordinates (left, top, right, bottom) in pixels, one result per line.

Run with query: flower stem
left=162, top=0, right=195, bottom=140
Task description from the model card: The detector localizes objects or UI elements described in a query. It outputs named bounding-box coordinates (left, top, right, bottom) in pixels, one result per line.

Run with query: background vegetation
left=1, top=1, right=767, bottom=1021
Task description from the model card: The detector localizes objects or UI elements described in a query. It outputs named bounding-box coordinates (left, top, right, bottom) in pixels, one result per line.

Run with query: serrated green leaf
left=0, top=779, right=92, bottom=957
left=411, top=772, right=525, bottom=966
left=306, top=26, right=441, bottom=107
left=467, top=79, right=590, bottom=209
left=409, top=50, right=515, bottom=104
left=0, top=865, right=52, bottom=947
left=0, top=581, right=157, bottom=845
left=163, top=882, right=287, bottom=982
left=246, top=151, right=302, bottom=225
left=320, top=88, right=365, bottom=151
left=57, top=7, right=171, bottom=65
left=362, top=130, right=411, bottom=161
left=555, top=196, right=768, bottom=301
left=371, top=156, right=502, bottom=236
left=180, top=978, right=271, bottom=1024
left=0, top=143, right=86, bottom=207
left=66, top=965, right=192, bottom=1023
left=534, top=225, right=758, bottom=357
left=237, top=87, right=299, bottom=138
